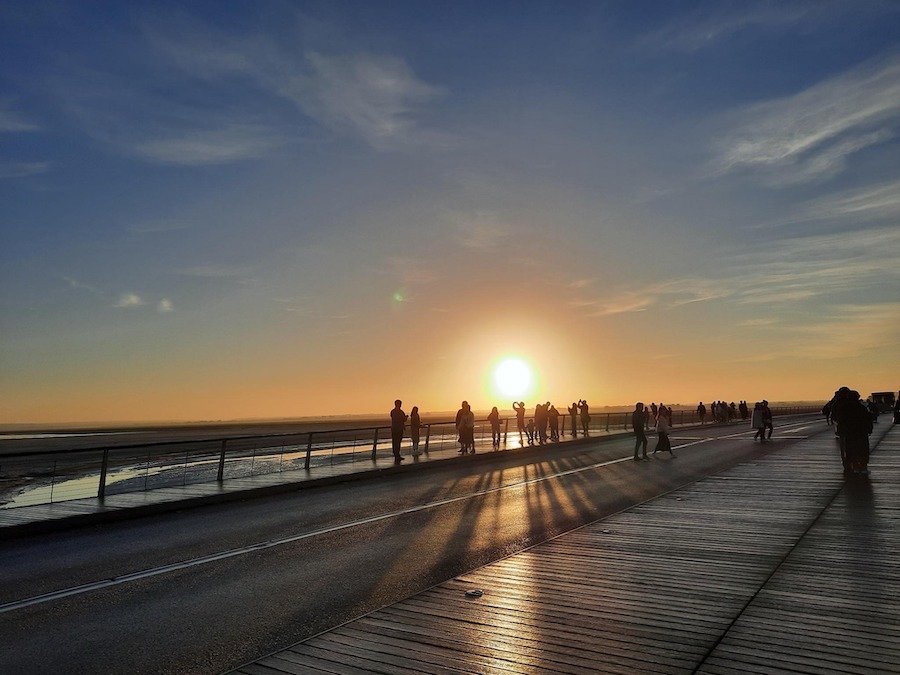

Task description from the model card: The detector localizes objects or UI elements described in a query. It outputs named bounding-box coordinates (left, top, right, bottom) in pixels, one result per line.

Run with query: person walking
left=390, top=399, right=408, bottom=463
left=410, top=406, right=422, bottom=456
left=762, top=400, right=773, bottom=439
left=633, top=402, right=649, bottom=460
left=654, top=405, right=673, bottom=455
left=487, top=406, right=501, bottom=449
left=697, top=402, right=707, bottom=425
left=832, top=388, right=874, bottom=475
left=750, top=401, right=766, bottom=442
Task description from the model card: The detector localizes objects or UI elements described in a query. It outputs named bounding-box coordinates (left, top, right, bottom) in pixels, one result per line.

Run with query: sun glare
left=493, top=358, right=533, bottom=398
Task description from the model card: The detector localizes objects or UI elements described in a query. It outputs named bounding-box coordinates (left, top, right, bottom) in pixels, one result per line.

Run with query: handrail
left=0, top=406, right=824, bottom=509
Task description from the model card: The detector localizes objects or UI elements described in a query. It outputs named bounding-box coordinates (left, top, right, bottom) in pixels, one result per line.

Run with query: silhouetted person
left=893, top=392, right=900, bottom=424
left=525, top=419, right=535, bottom=445
left=697, top=402, right=707, bottom=424
left=832, top=388, right=874, bottom=475
left=750, top=402, right=766, bottom=442
left=823, top=399, right=834, bottom=425
left=410, top=406, right=422, bottom=456
left=488, top=406, right=501, bottom=449
left=513, top=401, right=527, bottom=443
left=568, top=402, right=578, bottom=437
left=535, top=402, right=548, bottom=444
left=578, top=399, right=591, bottom=435
left=632, top=402, right=648, bottom=460
left=456, top=401, right=475, bottom=454
left=390, top=399, right=408, bottom=463
left=654, top=406, right=673, bottom=455
left=762, top=400, right=773, bottom=439
left=548, top=404, right=560, bottom=440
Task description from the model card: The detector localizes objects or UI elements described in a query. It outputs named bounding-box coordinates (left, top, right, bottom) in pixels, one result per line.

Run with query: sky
left=1, top=1, right=899, bottom=424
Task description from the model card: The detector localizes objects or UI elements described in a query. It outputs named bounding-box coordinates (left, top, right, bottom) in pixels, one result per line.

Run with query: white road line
left=1, top=454, right=635, bottom=615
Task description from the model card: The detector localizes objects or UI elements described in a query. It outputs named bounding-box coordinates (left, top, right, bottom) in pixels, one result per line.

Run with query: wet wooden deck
left=237, top=422, right=899, bottom=674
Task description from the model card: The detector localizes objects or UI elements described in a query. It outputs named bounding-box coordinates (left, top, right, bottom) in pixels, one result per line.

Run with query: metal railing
left=0, top=406, right=821, bottom=509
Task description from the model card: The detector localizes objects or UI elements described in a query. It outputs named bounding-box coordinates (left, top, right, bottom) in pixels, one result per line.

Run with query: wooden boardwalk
left=237, top=422, right=899, bottom=674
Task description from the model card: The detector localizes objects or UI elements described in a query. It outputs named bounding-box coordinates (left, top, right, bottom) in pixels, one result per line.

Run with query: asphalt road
left=0, top=415, right=826, bottom=674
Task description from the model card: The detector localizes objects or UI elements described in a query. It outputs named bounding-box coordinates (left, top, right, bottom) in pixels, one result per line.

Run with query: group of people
left=827, top=387, right=876, bottom=475
left=631, top=402, right=675, bottom=459
left=749, top=401, right=774, bottom=441
left=696, top=400, right=752, bottom=424
left=512, top=400, right=591, bottom=446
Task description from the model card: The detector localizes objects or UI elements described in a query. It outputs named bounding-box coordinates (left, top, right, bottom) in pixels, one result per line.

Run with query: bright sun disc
left=494, top=358, right=532, bottom=397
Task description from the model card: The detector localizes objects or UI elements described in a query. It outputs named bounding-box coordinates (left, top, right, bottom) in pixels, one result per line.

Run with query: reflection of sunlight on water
left=2, top=428, right=533, bottom=509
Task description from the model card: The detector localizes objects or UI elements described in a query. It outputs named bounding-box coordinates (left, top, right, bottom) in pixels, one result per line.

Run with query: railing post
left=98, top=449, right=109, bottom=500
left=217, top=439, right=227, bottom=482
left=605, top=414, right=610, bottom=432
left=424, top=425, right=431, bottom=453
left=304, top=432, right=313, bottom=470
left=371, top=428, right=379, bottom=461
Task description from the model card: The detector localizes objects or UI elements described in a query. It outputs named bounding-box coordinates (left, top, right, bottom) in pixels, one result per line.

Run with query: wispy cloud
left=132, top=125, right=284, bottom=166
left=772, top=179, right=900, bottom=228
left=571, top=278, right=731, bottom=316
left=157, top=299, right=174, bottom=313
left=288, top=52, right=445, bottom=150
left=0, top=103, right=39, bottom=132
left=0, top=161, right=51, bottom=178
left=789, top=303, right=900, bottom=359
left=640, top=2, right=815, bottom=53
left=178, top=264, right=252, bottom=278
left=114, top=293, right=145, bottom=308
left=62, top=276, right=103, bottom=297
left=711, top=55, right=900, bottom=184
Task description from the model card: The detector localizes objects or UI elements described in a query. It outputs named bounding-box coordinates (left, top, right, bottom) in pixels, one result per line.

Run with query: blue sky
left=2, top=1, right=899, bottom=423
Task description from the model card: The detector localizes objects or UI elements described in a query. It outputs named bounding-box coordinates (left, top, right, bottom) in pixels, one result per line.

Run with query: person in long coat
left=832, top=388, right=874, bottom=475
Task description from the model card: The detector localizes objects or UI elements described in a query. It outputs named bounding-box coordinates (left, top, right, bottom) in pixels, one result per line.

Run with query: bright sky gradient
left=2, top=1, right=899, bottom=424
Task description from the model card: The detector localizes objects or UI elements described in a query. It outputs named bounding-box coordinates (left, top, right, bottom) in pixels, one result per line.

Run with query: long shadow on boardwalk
left=236, top=422, right=898, bottom=674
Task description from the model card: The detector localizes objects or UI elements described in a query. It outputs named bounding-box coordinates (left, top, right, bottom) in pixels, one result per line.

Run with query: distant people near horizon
left=644, top=405, right=651, bottom=430
left=390, top=399, right=408, bottom=463
left=548, top=404, right=560, bottom=441
left=650, top=402, right=658, bottom=421
left=750, top=402, right=767, bottom=442
left=729, top=402, right=737, bottom=421
left=633, top=402, right=649, bottom=460
left=578, top=399, right=591, bottom=435
left=822, top=399, right=834, bottom=425
left=410, top=406, right=422, bottom=457
left=697, top=401, right=707, bottom=424
left=654, top=405, right=673, bottom=456
left=568, top=402, right=579, bottom=437
left=488, top=406, right=501, bottom=449
left=513, top=401, right=527, bottom=444
left=739, top=400, right=749, bottom=421
left=831, top=387, right=873, bottom=475
left=456, top=401, right=476, bottom=454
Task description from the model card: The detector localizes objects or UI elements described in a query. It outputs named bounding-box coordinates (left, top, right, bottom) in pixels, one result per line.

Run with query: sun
left=493, top=358, right=533, bottom=398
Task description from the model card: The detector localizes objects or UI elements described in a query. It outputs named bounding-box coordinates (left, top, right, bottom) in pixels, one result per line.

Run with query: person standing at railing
left=568, top=402, right=579, bottom=437
left=390, top=400, right=408, bottom=463
left=513, top=401, right=527, bottom=443
left=697, top=402, right=707, bottom=425
left=632, top=403, right=649, bottom=461
left=548, top=404, right=561, bottom=441
left=410, top=406, right=422, bottom=457
left=456, top=401, right=476, bottom=454
left=578, top=399, right=591, bottom=436
left=488, top=406, right=501, bottom=449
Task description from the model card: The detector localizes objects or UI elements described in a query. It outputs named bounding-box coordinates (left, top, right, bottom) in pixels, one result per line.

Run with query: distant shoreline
left=1, top=401, right=828, bottom=435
